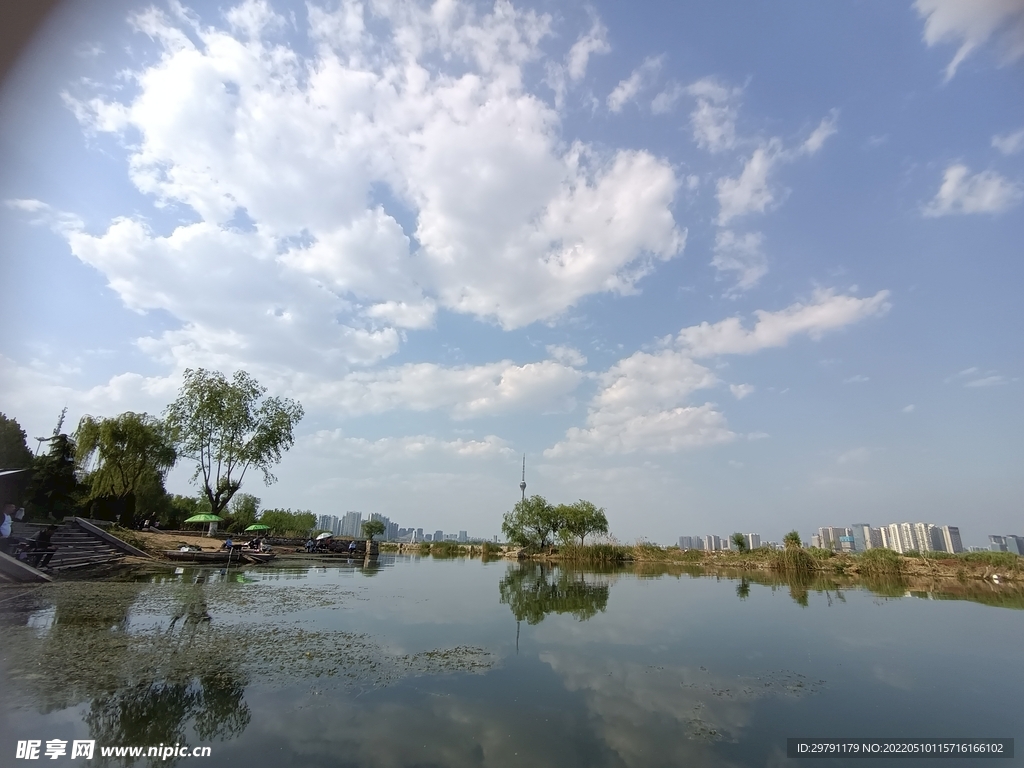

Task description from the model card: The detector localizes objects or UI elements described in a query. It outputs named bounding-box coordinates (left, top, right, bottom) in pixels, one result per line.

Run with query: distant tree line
left=0, top=368, right=304, bottom=532
left=502, top=495, right=609, bottom=550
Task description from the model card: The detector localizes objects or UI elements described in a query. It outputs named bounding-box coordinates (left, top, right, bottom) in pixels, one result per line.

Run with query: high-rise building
left=1004, top=535, right=1024, bottom=556
left=458, top=530, right=467, bottom=543
left=899, top=522, right=919, bottom=552
left=851, top=524, right=870, bottom=552
left=434, top=530, right=444, bottom=543
left=810, top=534, right=821, bottom=548
left=387, top=521, right=399, bottom=541
left=744, top=533, right=761, bottom=550
left=340, top=511, right=362, bottom=538
left=989, top=535, right=1007, bottom=552
left=415, top=528, right=424, bottom=542
left=678, top=536, right=697, bottom=550
left=703, top=535, right=721, bottom=551
left=424, top=533, right=433, bottom=542
left=941, top=526, right=963, bottom=554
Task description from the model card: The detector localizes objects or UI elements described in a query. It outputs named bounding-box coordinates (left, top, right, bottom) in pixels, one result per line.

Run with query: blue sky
left=1, top=0, right=1021, bottom=545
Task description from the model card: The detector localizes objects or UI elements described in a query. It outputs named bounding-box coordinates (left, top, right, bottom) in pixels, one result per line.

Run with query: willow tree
left=558, top=500, right=609, bottom=547
left=164, top=369, right=304, bottom=517
left=75, top=412, right=177, bottom=527
left=502, top=495, right=564, bottom=550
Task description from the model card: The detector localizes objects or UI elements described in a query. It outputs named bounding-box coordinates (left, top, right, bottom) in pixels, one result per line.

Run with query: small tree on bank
left=502, top=495, right=564, bottom=549
left=783, top=530, right=802, bottom=549
left=164, top=368, right=304, bottom=517
left=362, top=519, right=386, bottom=542
left=559, top=500, right=609, bottom=547
left=731, top=532, right=749, bottom=553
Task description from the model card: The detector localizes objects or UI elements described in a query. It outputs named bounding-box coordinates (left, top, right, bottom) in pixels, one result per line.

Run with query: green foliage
left=164, top=368, right=304, bottom=515
left=480, top=541, right=500, bottom=559
left=771, top=547, right=817, bottom=574
left=26, top=434, right=84, bottom=519
left=225, top=493, right=260, bottom=533
left=558, top=500, right=609, bottom=546
left=75, top=412, right=176, bottom=527
left=498, top=564, right=609, bottom=624
left=730, top=532, right=748, bottom=553
left=429, top=540, right=463, bottom=557
left=559, top=543, right=630, bottom=564
left=0, top=413, right=34, bottom=469
left=502, top=495, right=566, bottom=549
left=783, top=530, right=802, bottom=549
left=258, top=508, right=315, bottom=537
left=857, top=548, right=904, bottom=575
left=361, top=519, right=386, bottom=541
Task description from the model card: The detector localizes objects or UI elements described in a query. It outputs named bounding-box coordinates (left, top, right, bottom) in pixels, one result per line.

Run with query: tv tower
left=519, top=454, right=527, bottom=502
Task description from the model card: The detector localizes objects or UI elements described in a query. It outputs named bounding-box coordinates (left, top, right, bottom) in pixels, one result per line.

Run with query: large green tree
left=0, top=413, right=34, bottom=469
left=502, top=495, right=564, bottom=550
left=164, top=369, right=304, bottom=516
left=258, top=508, right=315, bottom=537
left=558, top=500, right=609, bottom=547
left=76, top=412, right=177, bottom=528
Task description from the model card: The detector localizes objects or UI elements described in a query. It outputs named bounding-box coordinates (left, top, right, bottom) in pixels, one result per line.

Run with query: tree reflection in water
left=8, top=582, right=251, bottom=767
left=498, top=563, right=611, bottom=625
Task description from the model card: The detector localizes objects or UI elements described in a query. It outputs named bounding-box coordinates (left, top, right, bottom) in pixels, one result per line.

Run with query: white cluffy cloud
left=546, top=16, right=610, bottom=107
left=922, top=164, right=1023, bottom=216
left=915, top=0, right=1024, bottom=80
left=711, top=230, right=768, bottom=293
left=547, top=289, right=888, bottom=457
left=607, top=56, right=663, bottom=113
left=50, top=0, right=684, bottom=382
left=677, top=289, right=891, bottom=357
left=716, top=111, right=839, bottom=225
left=992, top=128, right=1024, bottom=155
left=684, top=78, right=742, bottom=153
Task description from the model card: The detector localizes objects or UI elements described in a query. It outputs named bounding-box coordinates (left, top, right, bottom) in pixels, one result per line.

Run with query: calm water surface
left=1, top=556, right=1021, bottom=767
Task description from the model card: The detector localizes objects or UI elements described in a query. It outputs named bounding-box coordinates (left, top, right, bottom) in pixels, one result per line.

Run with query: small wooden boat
left=163, top=548, right=276, bottom=564
left=163, top=549, right=233, bottom=563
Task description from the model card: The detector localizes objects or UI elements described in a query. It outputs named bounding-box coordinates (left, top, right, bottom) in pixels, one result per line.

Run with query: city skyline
left=1, top=0, right=1021, bottom=543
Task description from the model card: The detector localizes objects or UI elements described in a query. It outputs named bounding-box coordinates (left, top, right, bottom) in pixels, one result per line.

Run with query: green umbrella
left=184, top=514, right=224, bottom=523
left=244, top=524, right=270, bottom=532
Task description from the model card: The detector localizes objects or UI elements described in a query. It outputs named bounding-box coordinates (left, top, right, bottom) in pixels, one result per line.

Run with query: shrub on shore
left=857, top=547, right=904, bottom=575
left=770, top=547, right=817, bottom=574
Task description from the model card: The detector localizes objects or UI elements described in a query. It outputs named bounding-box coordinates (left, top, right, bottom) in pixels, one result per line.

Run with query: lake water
left=1, top=555, right=1021, bottom=767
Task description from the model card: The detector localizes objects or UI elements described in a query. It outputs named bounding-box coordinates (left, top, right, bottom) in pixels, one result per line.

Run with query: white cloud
left=714, top=109, right=837, bottom=225
left=711, top=230, right=768, bottom=293
left=545, top=348, right=731, bottom=457
left=800, top=110, right=839, bottom=155
left=716, top=139, right=785, bottom=224
left=306, top=358, right=584, bottom=419
left=914, top=0, right=1024, bottom=80
left=607, top=56, right=662, bottom=113
left=992, top=128, right=1024, bottom=155
left=49, top=0, right=686, bottom=388
left=843, top=375, right=870, bottom=384
left=677, top=289, right=892, bottom=358
left=684, top=78, right=741, bottom=153
left=545, top=344, right=587, bottom=367
left=566, top=18, right=610, bottom=81
left=650, top=81, right=683, bottom=115
left=729, top=383, right=754, bottom=399
left=965, top=375, right=1007, bottom=387
left=304, top=429, right=516, bottom=463
left=922, top=164, right=1023, bottom=216
left=902, top=404, right=916, bottom=413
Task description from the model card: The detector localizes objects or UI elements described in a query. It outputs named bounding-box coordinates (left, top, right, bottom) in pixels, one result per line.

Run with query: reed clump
left=770, top=546, right=817, bottom=574
left=559, top=543, right=631, bottom=564
left=857, top=547, right=904, bottom=576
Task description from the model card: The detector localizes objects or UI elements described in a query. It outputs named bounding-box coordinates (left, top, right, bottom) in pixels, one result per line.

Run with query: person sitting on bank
left=221, top=536, right=234, bottom=549
left=348, top=539, right=357, bottom=554
left=28, top=525, right=58, bottom=569
left=0, top=503, right=16, bottom=555
left=305, top=537, right=314, bottom=552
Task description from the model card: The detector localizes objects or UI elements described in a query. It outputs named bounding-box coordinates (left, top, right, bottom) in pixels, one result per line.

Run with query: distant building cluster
left=315, top=512, right=473, bottom=543
left=678, top=534, right=773, bottom=551
left=810, top=523, right=963, bottom=554
left=988, top=535, right=1024, bottom=555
